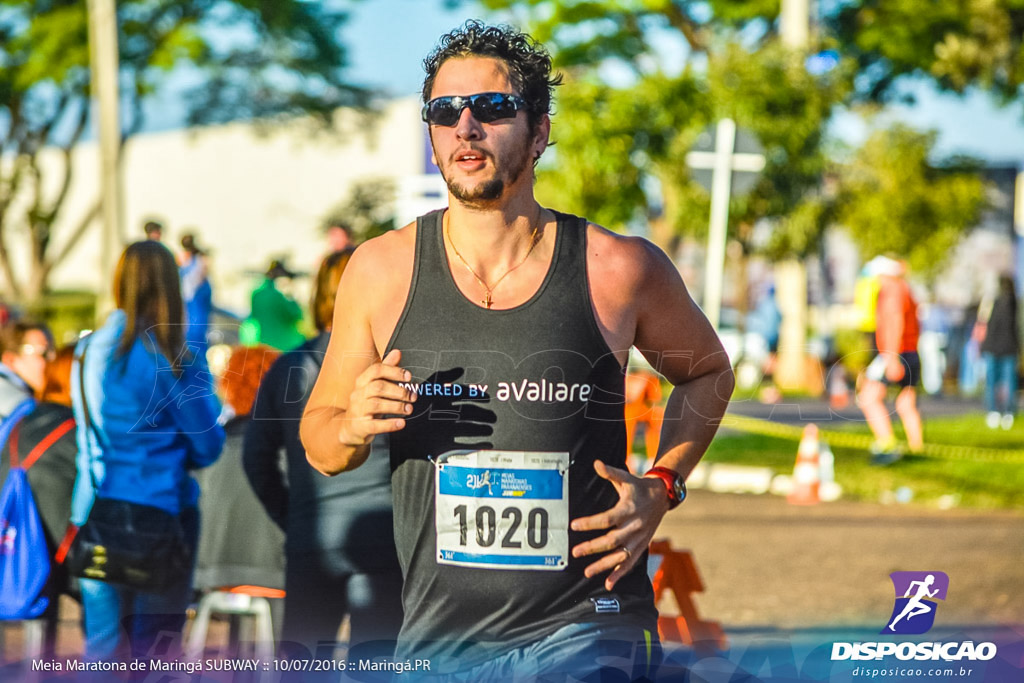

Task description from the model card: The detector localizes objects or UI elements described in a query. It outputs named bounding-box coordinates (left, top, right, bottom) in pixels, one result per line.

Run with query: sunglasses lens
left=471, top=93, right=522, bottom=123
left=426, top=98, right=461, bottom=126
left=468, top=94, right=501, bottom=123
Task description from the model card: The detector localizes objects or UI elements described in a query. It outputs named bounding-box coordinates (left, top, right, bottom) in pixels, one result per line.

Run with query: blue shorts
left=434, top=621, right=662, bottom=682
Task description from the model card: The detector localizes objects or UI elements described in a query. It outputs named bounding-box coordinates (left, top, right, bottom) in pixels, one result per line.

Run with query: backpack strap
left=3, top=397, right=36, bottom=469
left=13, top=418, right=76, bottom=472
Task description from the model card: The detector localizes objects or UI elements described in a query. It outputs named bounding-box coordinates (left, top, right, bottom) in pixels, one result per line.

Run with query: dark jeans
left=983, top=353, right=1018, bottom=414
left=79, top=506, right=199, bottom=661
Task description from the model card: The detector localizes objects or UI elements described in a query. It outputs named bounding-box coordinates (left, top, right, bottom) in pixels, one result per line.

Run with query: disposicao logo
left=831, top=571, right=998, bottom=663
left=884, top=570, right=949, bottom=635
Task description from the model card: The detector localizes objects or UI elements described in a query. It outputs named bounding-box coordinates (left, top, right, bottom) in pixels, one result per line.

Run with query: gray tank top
left=385, top=209, right=656, bottom=667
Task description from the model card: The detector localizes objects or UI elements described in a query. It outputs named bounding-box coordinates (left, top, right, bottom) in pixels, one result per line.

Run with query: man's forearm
left=652, top=368, right=734, bottom=477
left=300, top=406, right=372, bottom=475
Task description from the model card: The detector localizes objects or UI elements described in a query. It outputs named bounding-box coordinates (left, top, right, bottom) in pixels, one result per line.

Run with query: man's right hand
left=885, top=355, right=905, bottom=383
left=339, top=349, right=417, bottom=446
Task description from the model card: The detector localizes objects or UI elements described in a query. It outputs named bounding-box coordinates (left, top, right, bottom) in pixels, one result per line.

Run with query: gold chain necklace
left=445, top=217, right=542, bottom=309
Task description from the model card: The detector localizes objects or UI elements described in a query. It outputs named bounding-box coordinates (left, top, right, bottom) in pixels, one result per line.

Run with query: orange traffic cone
left=788, top=424, right=821, bottom=505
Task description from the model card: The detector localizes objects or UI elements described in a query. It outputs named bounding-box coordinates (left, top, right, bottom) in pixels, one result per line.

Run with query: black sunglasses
left=421, top=92, right=527, bottom=127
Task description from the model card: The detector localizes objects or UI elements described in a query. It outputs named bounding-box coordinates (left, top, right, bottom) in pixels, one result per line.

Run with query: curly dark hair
left=422, top=20, right=562, bottom=132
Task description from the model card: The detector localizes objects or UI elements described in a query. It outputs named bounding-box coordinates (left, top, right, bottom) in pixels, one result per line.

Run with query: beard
left=441, top=142, right=533, bottom=206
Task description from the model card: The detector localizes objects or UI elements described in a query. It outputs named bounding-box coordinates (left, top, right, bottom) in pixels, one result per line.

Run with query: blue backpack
left=0, top=398, right=49, bottom=620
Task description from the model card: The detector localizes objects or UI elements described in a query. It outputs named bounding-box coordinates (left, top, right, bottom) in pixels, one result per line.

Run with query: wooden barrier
left=648, top=540, right=727, bottom=652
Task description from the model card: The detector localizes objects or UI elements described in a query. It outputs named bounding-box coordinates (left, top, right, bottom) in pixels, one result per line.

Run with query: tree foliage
left=327, top=178, right=397, bottom=244
left=829, top=0, right=1024, bottom=104
left=0, top=0, right=368, bottom=301
left=473, top=0, right=1024, bottom=104
left=466, top=0, right=999, bottom=268
left=474, top=1, right=853, bottom=258
left=834, top=124, right=987, bottom=278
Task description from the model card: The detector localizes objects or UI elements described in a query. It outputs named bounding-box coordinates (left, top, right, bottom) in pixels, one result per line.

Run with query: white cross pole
left=685, top=118, right=766, bottom=329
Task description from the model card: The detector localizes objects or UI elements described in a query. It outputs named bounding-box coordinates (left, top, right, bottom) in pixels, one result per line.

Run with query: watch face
left=673, top=479, right=686, bottom=502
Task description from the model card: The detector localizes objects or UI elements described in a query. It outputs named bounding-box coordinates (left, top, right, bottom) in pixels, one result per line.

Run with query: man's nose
left=455, top=106, right=483, bottom=140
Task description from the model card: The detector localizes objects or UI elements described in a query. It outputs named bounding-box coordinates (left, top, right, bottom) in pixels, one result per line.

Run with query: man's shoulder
left=584, top=222, right=672, bottom=289
left=346, top=221, right=417, bottom=277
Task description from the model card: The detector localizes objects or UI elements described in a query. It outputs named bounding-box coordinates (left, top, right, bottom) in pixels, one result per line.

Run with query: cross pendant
left=483, top=292, right=493, bottom=308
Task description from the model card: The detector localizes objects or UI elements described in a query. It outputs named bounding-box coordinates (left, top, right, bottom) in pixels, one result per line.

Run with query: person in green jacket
left=246, top=260, right=306, bottom=351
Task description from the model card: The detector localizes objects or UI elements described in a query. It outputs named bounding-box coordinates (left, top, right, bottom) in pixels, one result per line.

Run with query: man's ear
left=532, top=114, right=551, bottom=160
left=427, top=127, right=439, bottom=167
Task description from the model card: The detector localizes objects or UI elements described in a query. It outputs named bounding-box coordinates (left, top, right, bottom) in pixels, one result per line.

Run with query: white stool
left=185, top=590, right=277, bottom=661
left=0, top=619, right=45, bottom=658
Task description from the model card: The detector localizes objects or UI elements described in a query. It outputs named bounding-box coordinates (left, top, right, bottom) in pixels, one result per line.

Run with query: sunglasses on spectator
left=20, top=344, right=55, bottom=361
left=421, top=92, right=527, bottom=127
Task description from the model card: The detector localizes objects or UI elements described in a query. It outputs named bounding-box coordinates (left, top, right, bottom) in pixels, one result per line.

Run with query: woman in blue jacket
left=70, top=241, right=225, bottom=660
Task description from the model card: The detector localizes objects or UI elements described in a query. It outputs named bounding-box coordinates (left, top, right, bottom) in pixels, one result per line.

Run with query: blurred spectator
left=917, top=301, right=951, bottom=396
left=180, top=232, right=213, bottom=352
left=246, top=259, right=305, bottom=352
left=325, top=219, right=354, bottom=253
left=244, top=248, right=402, bottom=658
left=143, top=220, right=164, bottom=242
left=0, top=321, right=55, bottom=418
left=746, top=283, right=782, bottom=403
left=857, top=257, right=923, bottom=464
left=960, top=300, right=985, bottom=395
left=71, top=241, right=224, bottom=661
left=194, top=345, right=285, bottom=595
left=0, top=344, right=78, bottom=654
left=854, top=257, right=885, bottom=352
left=977, top=274, right=1020, bottom=429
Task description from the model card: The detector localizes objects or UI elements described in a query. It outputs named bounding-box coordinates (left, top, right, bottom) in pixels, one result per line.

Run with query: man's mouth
left=454, top=150, right=487, bottom=168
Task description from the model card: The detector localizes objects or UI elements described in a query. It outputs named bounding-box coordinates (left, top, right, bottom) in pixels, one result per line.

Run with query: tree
left=471, top=1, right=852, bottom=259
left=466, top=1, right=998, bottom=264
left=326, top=178, right=397, bottom=244
left=828, top=0, right=1024, bottom=105
left=474, top=1, right=1024, bottom=106
left=834, top=124, right=987, bottom=278
left=0, top=0, right=368, bottom=302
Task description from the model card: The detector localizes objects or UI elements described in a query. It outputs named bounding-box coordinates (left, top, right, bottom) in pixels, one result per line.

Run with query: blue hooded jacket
left=70, top=310, right=224, bottom=525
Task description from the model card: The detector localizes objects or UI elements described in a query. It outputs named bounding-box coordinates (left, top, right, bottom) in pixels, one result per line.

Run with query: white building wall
left=35, top=96, right=427, bottom=314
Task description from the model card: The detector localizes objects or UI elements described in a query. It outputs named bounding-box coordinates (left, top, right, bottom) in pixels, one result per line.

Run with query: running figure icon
left=888, top=574, right=938, bottom=631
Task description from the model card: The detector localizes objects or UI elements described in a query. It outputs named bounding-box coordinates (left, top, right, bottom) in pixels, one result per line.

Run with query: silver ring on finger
left=619, top=545, right=631, bottom=561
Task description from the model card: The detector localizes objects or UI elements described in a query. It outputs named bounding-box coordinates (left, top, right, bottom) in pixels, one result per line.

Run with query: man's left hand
left=570, top=460, right=672, bottom=591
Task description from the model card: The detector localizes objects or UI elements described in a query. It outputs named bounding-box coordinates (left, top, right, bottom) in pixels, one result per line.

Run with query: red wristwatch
left=644, top=466, right=686, bottom=509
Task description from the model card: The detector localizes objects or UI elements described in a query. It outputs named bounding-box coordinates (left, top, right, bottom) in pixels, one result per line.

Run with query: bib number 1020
left=453, top=504, right=549, bottom=549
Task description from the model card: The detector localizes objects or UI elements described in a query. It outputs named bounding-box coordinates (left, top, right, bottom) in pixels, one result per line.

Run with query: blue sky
left=145, top=0, right=1024, bottom=165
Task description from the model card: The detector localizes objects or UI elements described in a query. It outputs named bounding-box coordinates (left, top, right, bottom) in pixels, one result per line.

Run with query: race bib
left=434, top=450, right=569, bottom=571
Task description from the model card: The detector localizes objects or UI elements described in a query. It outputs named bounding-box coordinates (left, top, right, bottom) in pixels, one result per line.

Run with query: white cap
left=865, top=256, right=903, bottom=277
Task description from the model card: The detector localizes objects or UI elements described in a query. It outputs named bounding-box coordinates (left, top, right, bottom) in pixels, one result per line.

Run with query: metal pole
left=703, top=117, right=736, bottom=330
left=87, top=0, right=122, bottom=321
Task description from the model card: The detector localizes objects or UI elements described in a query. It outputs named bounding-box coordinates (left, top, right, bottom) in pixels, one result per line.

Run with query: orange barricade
left=648, top=540, right=727, bottom=652
left=625, top=370, right=664, bottom=471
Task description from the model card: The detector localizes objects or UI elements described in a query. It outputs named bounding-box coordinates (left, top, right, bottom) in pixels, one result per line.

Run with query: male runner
left=301, top=21, right=734, bottom=679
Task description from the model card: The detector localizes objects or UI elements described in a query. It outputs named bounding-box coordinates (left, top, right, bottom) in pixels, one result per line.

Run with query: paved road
left=655, top=490, right=1024, bottom=631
